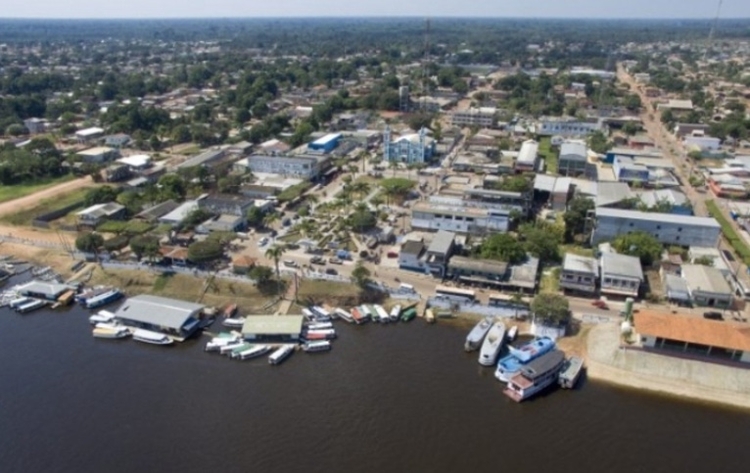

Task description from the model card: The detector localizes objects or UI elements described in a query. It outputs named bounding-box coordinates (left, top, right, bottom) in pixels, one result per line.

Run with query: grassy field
left=97, top=220, right=154, bottom=235
left=0, top=187, right=89, bottom=226
left=538, top=137, right=558, bottom=174
left=0, top=175, right=76, bottom=204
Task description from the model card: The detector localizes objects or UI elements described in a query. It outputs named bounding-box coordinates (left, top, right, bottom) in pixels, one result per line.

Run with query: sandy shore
left=586, top=323, right=750, bottom=410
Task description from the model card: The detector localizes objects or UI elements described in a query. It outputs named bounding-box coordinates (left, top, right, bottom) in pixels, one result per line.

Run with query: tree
left=187, top=239, right=224, bottom=265
left=129, top=235, right=160, bottom=261
left=587, top=130, right=610, bottom=154
left=217, top=174, right=243, bottom=194
left=246, top=206, right=266, bottom=228
left=262, top=211, right=280, bottom=229
left=623, top=94, right=642, bottom=111
left=265, top=245, right=286, bottom=292
left=158, top=174, right=186, bottom=201
left=564, top=196, right=595, bottom=241
left=75, top=232, right=104, bottom=253
left=693, top=255, right=715, bottom=266
left=406, top=113, right=433, bottom=132
left=83, top=186, right=118, bottom=207
left=479, top=233, right=526, bottom=264
left=519, top=221, right=562, bottom=263
left=531, top=293, right=570, bottom=326
left=622, top=121, right=639, bottom=136
left=612, top=231, right=662, bottom=266
left=497, top=176, right=531, bottom=193
left=248, top=265, right=273, bottom=282
left=182, top=208, right=214, bottom=228
left=351, top=262, right=372, bottom=288
left=348, top=206, right=377, bottom=233
left=380, top=177, right=416, bottom=202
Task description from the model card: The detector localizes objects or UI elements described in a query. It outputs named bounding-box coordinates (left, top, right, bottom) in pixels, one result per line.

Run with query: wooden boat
left=505, top=350, right=566, bottom=402
left=57, top=290, right=75, bottom=306
left=558, top=356, right=585, bottom=389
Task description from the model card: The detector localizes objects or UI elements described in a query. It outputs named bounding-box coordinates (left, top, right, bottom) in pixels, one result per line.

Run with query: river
left=1, top=301, right=749, bottom=473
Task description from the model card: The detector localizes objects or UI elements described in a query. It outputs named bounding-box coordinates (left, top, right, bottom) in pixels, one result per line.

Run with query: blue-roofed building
left=308, top=133, right=342, bottom=153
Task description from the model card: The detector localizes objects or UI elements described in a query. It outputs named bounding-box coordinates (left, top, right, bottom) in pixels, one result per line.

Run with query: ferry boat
left=558, top=356, right=585, bottom=389
left=359, top=305, right=374, bottom=322
left=504, top=350, right=566, bottom=402
left=75, top=286, right=112, bottom=304
left=132, top=329, right=173, bottom=346
left=305, top=321, right=333, bottom=331
left=478, top=321, right=506, bottom=367
left=507, top=326, right=518, bottom=342
left=509, top=336, right=556, bottom=363
left=464, top=316, right=495, bottom=352
left=304, top=329, right=337, bottom=340
left=350, top=307, right=368, bottom=324
left=334, top=308, right=354, bottom=323
left=268, top=345, right=295, bottom=365
left=222, top=317, right=246, bottom=328
left=218, top=341, right=247, bottom=355
left=229, top=343, right=255, bottom=357
left=16, top=299, right=47, bottom=314
left=389, top=305, right=402, bottom=322
left=495, top=337, right=556, bottom=382
left=310, top=306, right=332, bottom=322
left=9, top=297, right=32, bottom=309
left=302, top=308, right=315, bottom=321
left=85, top=289, right=123, bottom=309
left=374, top=305, right=390, bottom=323
left=205, top=336, right=240, bottom=352
left=400, top=307, right=417, bottom=322
left=92, top=326, right=130, bottom=339
left=234, top=344, right=271, bottom=360
left=303, top=340, right=332, bottom=353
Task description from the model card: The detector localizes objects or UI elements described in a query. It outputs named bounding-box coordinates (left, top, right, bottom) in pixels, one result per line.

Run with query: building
left=23, top=118, right=46, bottom=134
left=75, top=127, right=104, bottom=143
left=635, top=189, right=693, bottom=215
left=257, top=138, right=291, bottom=155
left=242, top=154, right=330, bottom=179
left=684, top=134, right=721, bottom=151
left=307, top=133, right=342, bottom=153
left=159, top=200, right=199, bottom=226
left=451, top=107, right=496, bottom=127
left=664, top=273, right=691, bottom=305
left=688, top=246, right=732, bottom=278
left=241, top=315, right=305, bottom=342
left=197, top=214, right=246, bottom=233
left=681, top=264, right=733, bottom=309
left=135, top=200, right=180, bottom=222
left=591, top=208, right=721, bottom=247
left=117, top=154, right=151, bottom=172
left=228, top=141, right=253, bottom=155
left=534, top=175, right=573, bottom=211
left=708, top=175, right=748, bottom=199
left=634, top=310, right=750, bottom=363
left=411, top=202, right=510, bottom=234
left=559, top=253, right=598, bottom=295
left=232, top=255, right=257, bottom=274
left=674, top=123, right=710, bottom=138
left=383, top=127, right=436, bottom=164
left=102, top=163, right=131, bottom=183
left=558, top=141, right=589, bottom=177
left=448, top=256, right=508, bottom=284
left=398, top=240, right=426, bottom=272
left=76, top=202, right=126, bottom=226
left=515, top=139, right=539, bottom=172
left=462, top=188, right=531, bottom=215
left=198, top=194, right=255, bottom=217
left=657, top=99, right=694, bottom=112
left=114, top=294, right=204, bottom=340
left=177, top=148, right=226, bottom=169
left=600, top=252, right=643, bottom=298
left=425, top=230, right=455, bottom=277
left=537, top=117, right=603, bottom=137
left=612, top=156, right=650, bottom=184
left=17, top=280, right=75, bottom=300
left=76, top=146, right=118, bottom=163
left=104, top=133, right=131, bottom=148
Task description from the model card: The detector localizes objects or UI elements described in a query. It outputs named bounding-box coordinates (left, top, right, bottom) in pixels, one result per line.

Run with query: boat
left=205, top=336, right=240, bottom=352
left=92, top=326, right=130, bottom=339
left=132, top=329, right=173, bottom=345
left=464, top=316, right=495, bottom=352
left=89, top=311, right=115, bottom=325
left=75, top=286, right=112, bottom=304
left=311, top=306, right=332, bottom=322
left=57, top=290, right=75, bottom=306
left=374, top=305, right=390, bottom=323
left=94, top=322, right=123, bottom=331
left=222, top=317, right=246, bottom=328
left=234, top=344, right=271, bottom=360
left=509, top=336, right=556, bottom=363
left=350, top=307, right=365, bottom=324
left=495, top=337, right=557, bottom=382
left=304, top=329, right=337, bottom=340
left=303, top=340, right=332, bottom=352
left=16, top=299, right=47, bottom=313
left=268, top=345, right=295, bottom=365
left=302, top=308, right=315, bottom=320
left=478, top=321, right=506, bottom=366
left=85, top=289, right=123, bottom=309
left=9, top=297, right=32, bottom=309
left=504, top=350, right=566, bottom=402
left=507, top=326, right=518, bottom=342
left=558, top=356, right=585, bottom=389
left=229, top=343, right=255, bottom=357
left=389, top=305, right=402, bottom=322
left=222, top=303, right=238, bottom=318
left=359, top=305, right=373, bottom=322
left=305, top=321, right=333, bottom=330
left=424, top=308, right=435, bottom=324
left=400, top=307, right=417, bottom=322
left=333, top=308, right=353, bottom=323
left=219, top=341, right=247, bottom=355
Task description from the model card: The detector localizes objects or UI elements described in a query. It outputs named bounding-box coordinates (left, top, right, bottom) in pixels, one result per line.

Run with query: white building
left=515, top=139, right=539, bottom=172
left=537, top=117, right=603, bottom=137
left=451, top=107, right=496, bottom=127
left=241, top=154, right=329, bottom=179
left=75, top=127, right=104, bottom=143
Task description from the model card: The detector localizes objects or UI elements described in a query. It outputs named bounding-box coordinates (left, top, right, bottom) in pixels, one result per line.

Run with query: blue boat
left=85, top=289, right=123, bottom=309
left=494, top=337, right=556, bottom=383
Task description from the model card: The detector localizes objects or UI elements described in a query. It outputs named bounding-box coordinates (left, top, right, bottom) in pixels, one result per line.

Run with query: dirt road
left=0, top=176, right=93, bottom=218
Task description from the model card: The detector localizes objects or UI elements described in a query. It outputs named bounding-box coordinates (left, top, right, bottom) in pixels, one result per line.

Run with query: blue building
left=308, top=133, right=342, bottom=153
left=383, top=127, right=435, bottom=164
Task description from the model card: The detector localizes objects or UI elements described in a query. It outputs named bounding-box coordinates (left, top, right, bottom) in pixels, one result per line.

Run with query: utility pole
left=703, top=0, right=724, bottom=62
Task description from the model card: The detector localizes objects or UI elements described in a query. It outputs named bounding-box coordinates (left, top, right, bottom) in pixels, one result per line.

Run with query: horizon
left=0, top=16, right=746, bottom=21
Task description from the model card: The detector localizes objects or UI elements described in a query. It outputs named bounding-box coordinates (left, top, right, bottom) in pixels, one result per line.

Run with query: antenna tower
left=421, top=17, right=431, bottom=111
left=703, top=0, right=724, bottom=62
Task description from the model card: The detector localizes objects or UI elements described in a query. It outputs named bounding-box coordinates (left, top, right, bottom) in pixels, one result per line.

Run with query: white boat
left=305, top=321, right=333, bottom=330
left=303, top=340, right=331, bottom=352
left=311, top=306, right=332, bottom=321
left=301, top=308, right=315, bottom=320
left=507, top=325, right=518, bottom=341
left=268, top=345, right=295, bottom=365
left=89, top=312, right=115, bottom=325
left=205, top=337, right=240, bottom=352
left=9, top=297, right=32, bottom=309
left=95, top=322, right=123, bottom=331
left=16, top=299, right=47, bottom=314
left=505, top=350, right=566, bottom=402
left=374, top=305, right=390, bottom=323
left=304, top=329, right=337, bottom=340
left=222, top=317, right=246, bottom=328
left=233, top=344, right=271, bottom=360
left=389, top=305, right=402, bottom=322
left=85, top=289, right=123, bottom=309
left=93, top=326, right=130, bottom=339
left=132, top=329, right=173, bottom=346
left=359, top=305, right=373, bottom=322
left=219, top=341, right=247, bottom=355
left=333, top=308, right=354, bottom=323
left=464, top=316, right=495, bottom=352
left=478, top=321, right=506, bottom=367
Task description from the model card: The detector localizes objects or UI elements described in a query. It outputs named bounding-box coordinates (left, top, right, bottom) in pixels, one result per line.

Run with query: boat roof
left=518, top=350, right=565, bottom=380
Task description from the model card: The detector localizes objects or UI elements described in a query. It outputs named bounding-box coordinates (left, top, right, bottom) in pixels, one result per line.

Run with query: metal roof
left=560, top=141, right=587, bottom=159
left=600, top=252, right=643, bottom=281
left=448, top=256, right=508, bottom=276
left=159, top=200, right=199, bottom=223
left=517, top=140, right=539, bottom=165
left=634, top=310, right=750, bottom=352
left=114, top=295, right=204, bottom=330
left=664, top=274, right=690, bottom=301
left=241, top=315, right=304, bottom=335
left=509, top=256, right=540, bottom=289
left=427, top=230, right=455, bottom=255
left=562, top=253, right=598, bottom=275
left=595, top=208, right=720, bottom=228
left=595, top=182, right=632, bottom=207
left=136, top=200, right=179, bottom=221
left=401, top=240, right=425, bottom=256
left=681, top=264, right=732, bottom=295
left=533, top=174, right=557, bottom=193
left=17, top=280, right=74, bottom=297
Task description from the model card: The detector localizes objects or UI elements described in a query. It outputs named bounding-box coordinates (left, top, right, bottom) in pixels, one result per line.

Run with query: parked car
left=387, top=251, right=398, bottom=258
left=282, top=260, right=297, bottom=268
left=325, top=268, right=338, bottom=275
left=310, top=256, right=326, bottom=265
left=282, top=217, right=291, bottom=226
left=329, top=257, right=343, bottom=265
left=591, top=300, right=609, bottom=310
left=703, top=311, right=723, bottom=320
left=258, top=237, right=269, bottom=246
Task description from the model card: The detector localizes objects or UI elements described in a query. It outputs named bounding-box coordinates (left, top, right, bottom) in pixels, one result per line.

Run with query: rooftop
left=177, top=148, right=224, bottom=169
left=595, top=208, right=720, bottom=228
left=681, top=264, right=732, bottom=295
left=427, top=230, right=455, bottom=255
left=401, top=240, right=425, bottom=256
left=449, top=256, right=508, bottom=276
left=77, top=146, right=114, bottom=156
left=634, top=310, right=750, bottom=352
left=160, top=200, right=199, bottom=223
left=600, top=252, right=643, bottom=281
left=17, top=280, right=74, bottom=297
left=75, top=127, right=104, bottom=137
left=562, top=253, right=598, bottom=275
left=517, top=140, right=539, bottom=165
left=595, top=182, right=632, bottom=207
left=135, top=200, right=179, bottom=221
left=76, top=202, right=125, bottom=218
left=117, top=154, right=151, bottom=168
left=241, top=315, right=305, bottom=335
left=560, top=141, right=587, bottom=158
left=310, top=133, right=342, bottom=146
left=114, top=295, right=204, bottom=330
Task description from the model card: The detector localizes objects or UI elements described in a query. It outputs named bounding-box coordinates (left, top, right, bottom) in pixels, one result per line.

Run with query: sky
left=2, top=0, right=747, bottom=20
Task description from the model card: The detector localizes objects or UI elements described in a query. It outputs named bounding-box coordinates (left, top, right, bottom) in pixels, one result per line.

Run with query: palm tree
left=264, top=245, right=286, bottom=294
left=263, top=211, right=280, bottom=229
left=351, top=181, right=371, bottom=199
left=347, top=164, right=359, bottom=175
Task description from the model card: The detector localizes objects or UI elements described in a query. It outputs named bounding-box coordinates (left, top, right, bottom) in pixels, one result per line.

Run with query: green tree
left=497, top=176, right=531, bottom=193
left=246, top=206, right=266, bottom=228
left=217, top=174, right=243, bottom=194
left=587, top=130, right=610, bottom=154
left=158, top=174, right=186, bottom=201
left=129, top=235, right=160, bottom=261
left=75, top=232, right=104, bottom=253
left=248, top=265, right=273, bottom=282
left=264, top=245, right=286, bottom=292
left=564, top=196, right=595, bottom=241
left=612, top=231, right=662, bottom=266
left=83, top=186, right=119, bottom=206
left=351, top=262, right=372, bottom=288
left=348, top=205, right=377, bottom=233
left=519, top=221, right=563, bottom=263
left=187, top=239, right=224, bottom=265
left=182, top=208, right=214, bottom=228
left=479, top=233, right=526, bottom=264
left=531, top=293, right=570, bottom=326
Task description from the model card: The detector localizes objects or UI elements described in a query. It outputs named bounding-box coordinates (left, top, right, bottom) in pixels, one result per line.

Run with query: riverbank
left=586, top=323, right=750, bottom=410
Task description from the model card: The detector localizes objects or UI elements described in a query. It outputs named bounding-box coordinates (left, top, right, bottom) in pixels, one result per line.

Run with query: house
left=425, top=230, right=455, bottom=277
left=198, top=194, right=255, bottom=217
left=451, top=107, right=496, bottom=127
left=241, top=154, right=330, bottom=179
left=688, top=246, right=732, bottom=278
left=101, top=163, right=131, bottom=183
left=664, top=273, right=691, bottom=306
left=116, top=154, right=151, bottom=172
left=515, top=139, right=539, bottom=172
left=227, top=141, right=253, bottom=155
left=558, top=141, right=589, bottom=177
left=447, top=256, right=508, bottom=285
left=559, top=253, right=598, bottom=295
left=533, top=175, right=572, bottom=211
left=600, top=252, right=643, bottom=298
left=197, top=214, right=246, bottom=233
left=612, top=156, right=649, bottom=184
left=674, top=123, right=710, bottom=138
left=23, top=118, right=46, bottom=134
left=681, top=264, right=733, bottom=309
left=177, top=148, right=226, bottom=169
left=634, top=310, right=750, bottom=363
left=537, top=117, right=604, bottom=137
left=657, top=99, right=694, bottom=112
left=398, top=240, right=426, bottom=272
left=307, top=133, right=341, bottom=153
left=684, top=134, right=721, bottom=151
left=635, top=189, right=693, bottom=215
left=135, top=200, right=180, bottom=222
left=257, top=138, right=291, bottom=155
left=75, top=202, right=126, bottom=227
left=591, top=208, right=721, bottom=247
left=383, top=127, right=436, bottom=164
left=104, top=133, right=131, bottom=147
left=75, top=127, right=104, bottom=144
left=76, top=146, right=118, bottom=163
left=158, top=200, right=199, bottom=226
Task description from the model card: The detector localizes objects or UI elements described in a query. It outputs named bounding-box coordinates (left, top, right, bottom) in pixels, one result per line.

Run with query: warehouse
left=308, top=133, right=342, bottom=153
left=241, top=315, right=305, bottom=342
left=17, top=281, right=75, bottom=301
left=114, top=295, right=204, bottom=340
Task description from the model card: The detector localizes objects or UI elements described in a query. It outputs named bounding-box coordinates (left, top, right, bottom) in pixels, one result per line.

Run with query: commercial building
left=558, top=141, right=589, bottom=177
left=307, top=133, right=342, bottom=153
left=17, top=281, right=75, bottom=300
left=451, top=107, right=496, bottom=127
left=634, top=310, right=750, bottom=363
left=447, top=255, right=539, bottom=293
left=425, top=230, right=455, bottom=277
left=681, top=264, right=733, bottom=309
left=515, top=139, right=539, bottom=172
left=24, top=118, right=46, bottom=134
left=537, top=117, right=603, bottom=137
left=159, top=200, right=199, bottom=226
left=559, top=253, right=598, bottom=295
left=241, top=315, right=305, bottom=342
left=411, top=201, right=510, bottom=234
left=398, top=240, right=426, bottom=272
left=114, top=295, right=204, bottom=340
left=76, top=202, right=126, bottom=227
left=600, top=252, right=643, bottom=298
left=383, top=127, right=436, bottom=164
left=241, top=154, right=330, bottom=180
left=591, top=208, right=721, bottom=247
left=198, top=194, right=256, bottom=217
left=135, top=200, right=180, bottom=222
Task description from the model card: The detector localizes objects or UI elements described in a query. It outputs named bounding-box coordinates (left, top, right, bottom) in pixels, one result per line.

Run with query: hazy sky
left=2, top=0, right=746, bottom=19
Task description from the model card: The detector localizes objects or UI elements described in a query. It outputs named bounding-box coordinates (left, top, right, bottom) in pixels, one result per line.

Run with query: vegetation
left=495, top=176, right=532, bottom=193
left=1, top=187, right=89, bottom=226
left=264, top=245, right=287, bottom=286
left=706, top=199, right=750, bottom=265
left=518, top=220, right=563, bottom=263
left=611, top=231, right=662, bottom=266
left=129, top=235, right=160, bottom=261
left=537, top=137, right=558, bottom=174
left=477, top=233, right=526, bottom=265
left=187, top=239, right=224, bottom=265
left=96, top=220, right=153, bottom=235
left=0, top=174, right=75, bottom=204
left=75, top=232, right=103, bottom=253
left=277, top=182, right=313, bottom=203
left=563, top=196, right=595, bottom=242
left=351, top=262, right=372, bottom=288
left=0, top=138, right=68, bottom=185
left=531, top=293, right=570, bottom=326
left=248, top=265, right=274, bottom=283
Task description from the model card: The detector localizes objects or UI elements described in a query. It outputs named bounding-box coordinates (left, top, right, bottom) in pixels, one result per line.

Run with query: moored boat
left=85, top=289, right=123, bottom=309
left=218, top=341, right=247, bottom=355
left=205, top=336, right=240, bottom=352
left=89, top=311, right=115, bottom=325
left=132, top=329, right=173, bottom=345
left=334, top=308, right=354, bottom=323
left=389, top=305, right=402, bottom=322
left=304, top=328, right=337, bottom=340
left=374, top=305, right=390, bottom=323
left=504, top=350, right=566, bottom=402
left=359, top=305, right=373, bottom=322
left=478, top=321, right=506, bottom=366
left=311, top=306, right=332, bottom=322
left=508, top=336, right=556, bottom=363
left=303, top=340, right=331, bottom=352
left=558, top=356, right=585, bottom=389
left=495, top=337, right=557, bottom=382
left=400, top=307, right=417, bottom=322
left=507, top=325, right=518, bottom=342
left=92, top=326, right=130, bottom=339
left=350, top=307, right=365, bottom=324
left=464, top=316, right=494, bottom=352
left=268, top=345, right=295, bottom=365
left=424, top=308, right=435, bottom=324
left=222, top=317, right=246, bottom=328
left=16, top=299, right=47, bottom=314
left=233, top=344, right=271, bottom=360
left=305, top=321, right=333, bottom=330
left=9, top=297, right=32, bottom=309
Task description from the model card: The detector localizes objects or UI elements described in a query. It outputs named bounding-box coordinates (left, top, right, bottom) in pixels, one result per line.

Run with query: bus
left=434, top=285, right=476, bottom=302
